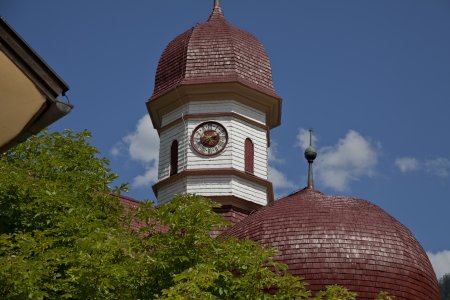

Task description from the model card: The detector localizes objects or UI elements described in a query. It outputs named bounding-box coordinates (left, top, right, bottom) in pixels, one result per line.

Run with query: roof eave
left=0, top=100, right=73, bottom=153
left=0, top=17, right=69, bottom=100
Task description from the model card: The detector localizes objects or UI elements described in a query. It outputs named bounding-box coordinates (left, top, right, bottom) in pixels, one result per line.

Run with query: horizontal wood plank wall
left=227, top=119, right=267, bottom=178
left=186, top=117, right=267, bottom=178
left=186, top=175, right=232, bottom=196
left=161, top=100, right=266, bottom=127
left=156, top=99, right=269, bottom=205
left=231, top=176, right=267, bottom=205
left=157, top=177, right=186, bottom=205
left=158, top=117, right=268, bottom=181
left=157, top=175, right=267, bottom=206
left=158, top=123, right=186, bottom=179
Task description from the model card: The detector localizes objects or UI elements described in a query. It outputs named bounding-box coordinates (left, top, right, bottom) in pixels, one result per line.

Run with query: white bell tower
left=147, top=1, right=281, bottom=212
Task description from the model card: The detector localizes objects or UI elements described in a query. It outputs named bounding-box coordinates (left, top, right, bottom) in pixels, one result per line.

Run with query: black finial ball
left=304, top=146, right=317, bottom=162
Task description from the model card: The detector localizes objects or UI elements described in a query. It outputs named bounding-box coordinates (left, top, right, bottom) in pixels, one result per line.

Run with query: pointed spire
left=304, top=129, right=317, bottom=189
left=208, top=0, right=224, bottom=21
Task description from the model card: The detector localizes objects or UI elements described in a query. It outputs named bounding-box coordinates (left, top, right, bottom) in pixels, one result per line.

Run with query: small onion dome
left=226, top=188, right=439, bottom=299
left=150, top=1, right=278, bottom=100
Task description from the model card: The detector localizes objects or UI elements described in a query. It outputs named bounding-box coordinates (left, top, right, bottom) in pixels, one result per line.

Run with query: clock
left=191, top=121, right=228, bottom=156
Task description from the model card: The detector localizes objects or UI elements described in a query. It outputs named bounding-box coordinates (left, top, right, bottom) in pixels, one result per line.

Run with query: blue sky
left=3, top=0, right=450, bottom=278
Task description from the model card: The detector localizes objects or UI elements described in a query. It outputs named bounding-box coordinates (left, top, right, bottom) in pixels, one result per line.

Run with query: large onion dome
left=226, top=187, right=439, bottom=299
left=150, top=1, right=277, bottom=100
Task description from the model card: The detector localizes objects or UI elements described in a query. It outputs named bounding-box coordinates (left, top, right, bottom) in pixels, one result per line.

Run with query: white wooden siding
left=184, top=117, right=267, bottom=179
left=158, top=123, right=187, bottom=179
left=232, top=176, right=267, bottom=206
left=156, top=99, right=269, bottom=206
left=158, top=117, right=267, bottom=178
left=186, top=176, right=232, bottom=195
left=157, top=178, right=187, bottom=205
left=161, top=100, right=266, bottom=127
left=157, top=175, right=267, bottom=206
left=161, top=104, right=187, bottom=127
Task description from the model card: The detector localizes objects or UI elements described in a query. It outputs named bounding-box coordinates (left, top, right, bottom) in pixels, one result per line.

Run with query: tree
left=0, top=130, right=146, bottom=299
left=0, top=130, right=393, bottom=299
left=440, top=273, right=450, bottom=300
left=0, top=130, right=308, bottom=299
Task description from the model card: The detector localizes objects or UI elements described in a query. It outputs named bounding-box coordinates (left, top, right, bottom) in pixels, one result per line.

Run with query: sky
left=2, top=0, right=450, bottom=278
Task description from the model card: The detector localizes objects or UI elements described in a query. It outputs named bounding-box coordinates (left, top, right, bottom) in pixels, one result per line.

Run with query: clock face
left=191, top=121, right=228, bottom=156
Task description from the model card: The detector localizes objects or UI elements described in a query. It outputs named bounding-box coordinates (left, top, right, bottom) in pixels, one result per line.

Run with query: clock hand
left=205, top=132, right=217, bottom=141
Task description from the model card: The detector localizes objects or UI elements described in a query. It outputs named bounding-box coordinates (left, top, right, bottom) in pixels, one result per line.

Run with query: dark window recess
left=245, top=138, right=254, bottom=174
left=170, top=140, right=178, bottom=176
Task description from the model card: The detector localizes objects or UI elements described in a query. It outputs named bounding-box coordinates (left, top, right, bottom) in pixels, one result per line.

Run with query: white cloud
left=123, top=115, right=159, bottom=163
left=268, top=165, right=295, bottom=190
left=395, top=157, right=419, bottom=173
left=296, top=128, right=318, bottom=150
left=115, top=115, right=160, bottom=188
left=268, top=141, right=295, bottom=191
left=425, top=157, right=450, bottom=178
left=316, top=130, right=379, bottom=192
left=268, top=142, right=284, bottom=164
left=394, top=156, right=450, bottom=178
left=110, top=145, right=121, bottom=157
left=427, top=250, right=450, bottom=279
left=132, top=162, right=159, bottom=187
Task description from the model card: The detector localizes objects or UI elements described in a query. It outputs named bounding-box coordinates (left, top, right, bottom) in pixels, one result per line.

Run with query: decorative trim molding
left=146, top=82, right=282, bottom=130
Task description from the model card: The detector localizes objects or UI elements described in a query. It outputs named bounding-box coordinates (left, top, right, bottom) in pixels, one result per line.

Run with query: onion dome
left=226, top=188, right=439, bottom=299
left=150, top=1, right=277, bottom=100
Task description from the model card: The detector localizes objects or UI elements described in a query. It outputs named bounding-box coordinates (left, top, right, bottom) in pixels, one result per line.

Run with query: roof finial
left=304, top=129, right=317, bottom=189
left=208, top=0, right=224, bottom=21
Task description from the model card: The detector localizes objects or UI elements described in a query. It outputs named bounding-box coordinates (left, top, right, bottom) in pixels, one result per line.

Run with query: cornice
left=146, top=82, right=281, bottom=131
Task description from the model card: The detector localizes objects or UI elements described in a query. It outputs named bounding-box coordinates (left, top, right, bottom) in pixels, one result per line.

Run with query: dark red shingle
left=226, top=187, right=439, bottom=300
left=151, top=3, right=277, bottom=100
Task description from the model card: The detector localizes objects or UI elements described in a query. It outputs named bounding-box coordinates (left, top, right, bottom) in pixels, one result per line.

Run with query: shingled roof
left=226, top=187, right=439, bottom=299
left=150, top=1, right=277, bottom=100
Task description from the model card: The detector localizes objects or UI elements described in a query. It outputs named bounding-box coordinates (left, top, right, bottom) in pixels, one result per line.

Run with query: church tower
left=147, top=1, right=281, bottom=212
left=142, top=3, right=441, bottom=298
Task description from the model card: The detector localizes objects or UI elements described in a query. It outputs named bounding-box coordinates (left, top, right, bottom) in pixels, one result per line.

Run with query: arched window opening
left=170, top=140, right=178, bottom=176
left=245, top=138, right=254, bottom=174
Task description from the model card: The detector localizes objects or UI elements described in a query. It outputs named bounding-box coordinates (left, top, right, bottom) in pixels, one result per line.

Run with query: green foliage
left=375, top=291, right=394, bottom=300
left=440, top=273, right=450, bottom=300
left=146, top=194, right=310, bottom=299
left=313, top=285, right=357, bottom=300
left=0, top=130, right=393, bottom=299
left=0, top=130, right=146, bottom=299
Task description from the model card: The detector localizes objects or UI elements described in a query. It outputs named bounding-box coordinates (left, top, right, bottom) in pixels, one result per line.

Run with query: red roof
left=116, top=194, right=147, bottom=231
left=226, top=187, right=439, bottom=299
left=150, top=2, right=277, bottom=100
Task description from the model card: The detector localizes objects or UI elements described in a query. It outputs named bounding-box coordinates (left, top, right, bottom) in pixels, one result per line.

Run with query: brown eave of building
left=0, top=17, right=73, bottom=153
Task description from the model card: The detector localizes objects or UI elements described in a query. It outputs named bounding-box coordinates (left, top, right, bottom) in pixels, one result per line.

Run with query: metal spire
left=304, top=129, right=317, bottom=189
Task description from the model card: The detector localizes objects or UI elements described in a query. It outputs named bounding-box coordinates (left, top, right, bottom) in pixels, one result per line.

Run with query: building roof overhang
left=146, top=81, right=282, bottom=132
left=0, top=17, right=73, bottom=153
